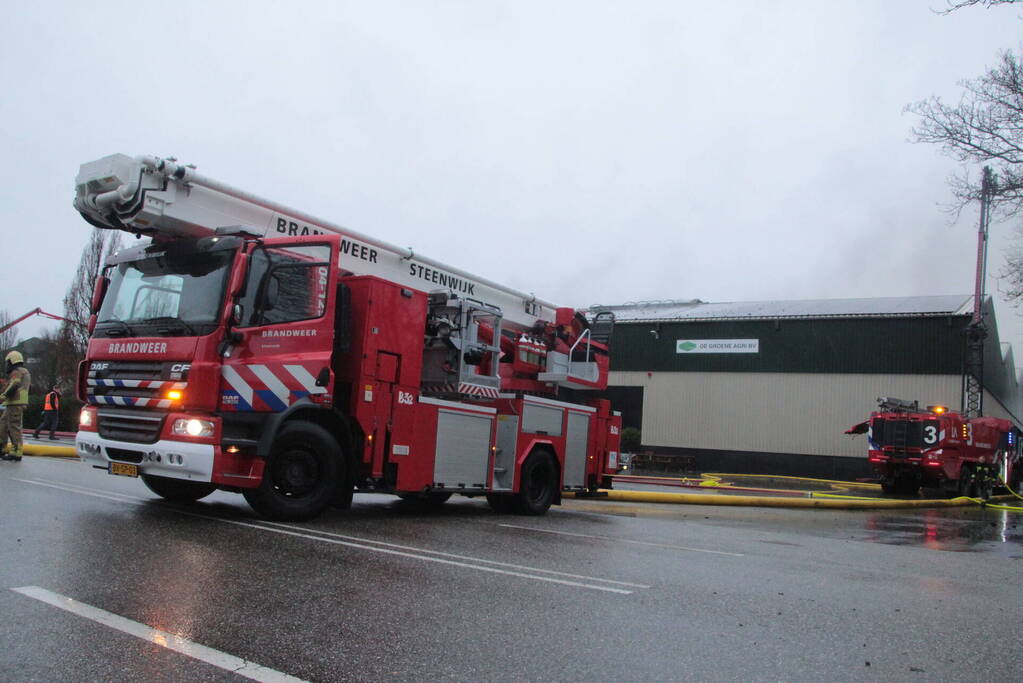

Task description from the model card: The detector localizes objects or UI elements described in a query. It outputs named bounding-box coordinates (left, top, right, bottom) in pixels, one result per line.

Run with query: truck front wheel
left=141, top=475, right=217, bottom=502
left=243, top=422, right=342, bottom=521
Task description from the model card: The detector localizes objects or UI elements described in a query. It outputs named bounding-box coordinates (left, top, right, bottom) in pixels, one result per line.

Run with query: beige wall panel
left=983, top=389, right=1015, bottom=423
left=609, top=371, right=962, bottom=458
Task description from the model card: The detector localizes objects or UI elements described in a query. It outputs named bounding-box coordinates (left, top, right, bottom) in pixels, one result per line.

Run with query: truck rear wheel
left=141, top=475, right=217, bottom=502
left=243, top=422, right=342, bottom=521
left=514, top=451, right=558, bottom=515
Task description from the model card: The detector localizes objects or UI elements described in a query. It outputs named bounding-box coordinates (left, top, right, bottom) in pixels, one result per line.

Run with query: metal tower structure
left=963, top=166, right=996, bottom=418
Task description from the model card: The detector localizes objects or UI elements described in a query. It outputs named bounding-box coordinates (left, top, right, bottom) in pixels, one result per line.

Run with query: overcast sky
left=3, top=1, right=1022, bottom=356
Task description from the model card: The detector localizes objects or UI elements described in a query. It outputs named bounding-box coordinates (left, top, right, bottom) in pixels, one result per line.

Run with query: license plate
left=109, top=462, right=139, bottom=478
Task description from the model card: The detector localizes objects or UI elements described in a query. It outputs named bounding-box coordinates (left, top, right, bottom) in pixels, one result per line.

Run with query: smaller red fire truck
left=847, top=397, right=1022, bottom=497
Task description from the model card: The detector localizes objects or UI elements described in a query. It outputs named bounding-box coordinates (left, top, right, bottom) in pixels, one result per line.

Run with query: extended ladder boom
left=74, top=154, right=556, bottom=330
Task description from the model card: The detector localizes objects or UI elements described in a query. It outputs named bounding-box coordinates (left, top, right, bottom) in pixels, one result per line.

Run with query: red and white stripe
left=221, top=363, right=328, bottom=409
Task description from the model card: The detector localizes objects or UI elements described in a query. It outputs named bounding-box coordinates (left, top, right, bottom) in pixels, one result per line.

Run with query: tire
left=957, top=467, right=974, bottom=498
left=514, top=451, right=558, bottom=515
left=1011, top=461, right=1023, bottom=494
left=486, top=493, right=514, bottom=513
left=243, top=422, right=342, bottom=521
left=880, top=476, right=897, bottom=495
left=896, top=476, right=920, bottom=496
left=141, top=474, right=217, bottom=502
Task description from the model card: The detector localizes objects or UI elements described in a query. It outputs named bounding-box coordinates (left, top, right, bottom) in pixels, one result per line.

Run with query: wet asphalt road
left=1, top=456, right=1022, bottom=682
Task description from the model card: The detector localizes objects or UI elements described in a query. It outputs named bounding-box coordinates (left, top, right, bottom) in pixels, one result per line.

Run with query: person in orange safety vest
left=34, top=384, right=61, bottom=441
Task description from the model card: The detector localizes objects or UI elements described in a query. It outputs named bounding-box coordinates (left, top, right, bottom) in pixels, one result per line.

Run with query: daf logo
left=90, top=362, right=110, bottom=371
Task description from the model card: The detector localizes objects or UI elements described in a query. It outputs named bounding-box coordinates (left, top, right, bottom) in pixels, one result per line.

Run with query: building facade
left=594, top=295, right=1023, bottom=479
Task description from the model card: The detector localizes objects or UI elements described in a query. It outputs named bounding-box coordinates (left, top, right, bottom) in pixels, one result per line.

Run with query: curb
left=565, top=489, right=1015, bottom=509
left=22, top=444, right=78, bottom=459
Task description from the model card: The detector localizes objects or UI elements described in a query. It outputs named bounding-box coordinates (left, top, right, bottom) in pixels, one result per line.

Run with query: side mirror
left=90, top=276, right=110, bottom=315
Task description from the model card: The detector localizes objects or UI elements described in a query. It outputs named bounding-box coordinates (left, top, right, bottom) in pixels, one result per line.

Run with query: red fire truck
left=73, top=154, right=621, bottom=520
left=847, top=397, right=1021, bottom=497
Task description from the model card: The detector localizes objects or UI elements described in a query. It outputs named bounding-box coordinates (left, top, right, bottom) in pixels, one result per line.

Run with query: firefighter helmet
left=5, top=350, right=24, bottom=365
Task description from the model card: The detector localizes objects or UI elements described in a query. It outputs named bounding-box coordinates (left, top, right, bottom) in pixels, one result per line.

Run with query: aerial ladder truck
left=73, top=154, right=620, bottom=520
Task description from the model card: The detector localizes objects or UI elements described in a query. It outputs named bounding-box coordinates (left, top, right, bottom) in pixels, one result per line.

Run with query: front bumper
left=76, top=431, right=215, bottom=482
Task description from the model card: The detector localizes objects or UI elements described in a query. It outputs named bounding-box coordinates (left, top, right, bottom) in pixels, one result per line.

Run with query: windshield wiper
left=98, top=320, right=134, bottom=337
left=139, top=316, right=197, bottom=335
left=139, top=316, right=196, bottom=335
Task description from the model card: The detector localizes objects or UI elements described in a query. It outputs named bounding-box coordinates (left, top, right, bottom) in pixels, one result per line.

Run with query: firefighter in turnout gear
left=0, top=350, right=31, bottom=461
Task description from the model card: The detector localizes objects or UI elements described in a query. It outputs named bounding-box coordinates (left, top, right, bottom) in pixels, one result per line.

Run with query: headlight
left=80, top=408, right=93, bottom=427
left=171, top=418, right=215, bottom=438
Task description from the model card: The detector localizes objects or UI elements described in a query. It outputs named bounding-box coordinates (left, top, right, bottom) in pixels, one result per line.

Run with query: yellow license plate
left=109, top=462, right=139, bottom=477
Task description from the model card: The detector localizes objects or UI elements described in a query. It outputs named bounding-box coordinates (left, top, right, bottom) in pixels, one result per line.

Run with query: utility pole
left=963, top=166, right=996, bottom=418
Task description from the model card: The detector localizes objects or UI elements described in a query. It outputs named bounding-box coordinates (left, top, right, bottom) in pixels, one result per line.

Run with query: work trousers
left=0, top=405, right=25, bottom=451
left=34, top=411, right=59, bottom=439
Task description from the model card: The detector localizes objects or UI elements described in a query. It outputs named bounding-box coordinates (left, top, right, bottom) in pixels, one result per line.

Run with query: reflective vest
left=3, top=366, right=30, bottom=406
left=44, top=391, right=59, bottom=411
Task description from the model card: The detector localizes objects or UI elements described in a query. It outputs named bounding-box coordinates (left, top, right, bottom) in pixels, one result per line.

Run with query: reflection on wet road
left=862, top=508, right=1023, bottom=553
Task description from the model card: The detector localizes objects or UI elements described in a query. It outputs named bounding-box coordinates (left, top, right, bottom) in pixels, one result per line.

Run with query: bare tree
left=55, top=231, right=121, bottom=386
left=0, top=310, right=15, bottom=353
left=938, top=0, right=1021, bottom=13
left=906, top=48, right=1023, bottom=218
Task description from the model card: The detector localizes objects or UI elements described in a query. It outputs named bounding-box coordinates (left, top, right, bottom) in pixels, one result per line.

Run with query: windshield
left=96, top=241, right=236, bottom=337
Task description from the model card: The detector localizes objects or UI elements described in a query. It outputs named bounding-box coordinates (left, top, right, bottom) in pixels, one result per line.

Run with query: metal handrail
left=568, top=328, right=593, bottom=364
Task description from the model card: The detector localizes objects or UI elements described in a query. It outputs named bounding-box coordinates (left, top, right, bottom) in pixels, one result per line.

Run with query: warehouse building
left=592, top=295, right=1023, bottom=479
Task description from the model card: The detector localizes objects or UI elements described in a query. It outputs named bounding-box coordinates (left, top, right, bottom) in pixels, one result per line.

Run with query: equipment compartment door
left=433, top=409, right=493, bottom=489
left=493, top=415, right=519, bottom=491
left=563, top=411, right=591, bottom=488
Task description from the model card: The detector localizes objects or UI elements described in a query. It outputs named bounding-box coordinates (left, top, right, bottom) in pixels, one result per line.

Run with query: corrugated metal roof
left=590, top=295, right=976, bottom=322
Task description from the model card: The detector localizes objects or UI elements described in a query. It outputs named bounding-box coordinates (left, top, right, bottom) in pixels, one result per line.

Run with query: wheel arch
left=256, top=398, right=359, bottom=459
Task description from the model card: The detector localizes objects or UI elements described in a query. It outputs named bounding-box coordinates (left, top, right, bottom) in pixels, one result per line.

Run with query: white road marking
left=14, top=478, right=140, bottom=504
left=13, top=478, right=638, bottom=595
left=498, top=523, right=746, bottom=557
left=261, top=521, right=651, bottom=589
left=10, top=586, right=305, bottom=683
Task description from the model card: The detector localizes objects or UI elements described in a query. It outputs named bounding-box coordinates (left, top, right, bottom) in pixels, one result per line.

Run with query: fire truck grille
left=97, top=408, right=165, bottom=444
left=91, top=361, right=165, bottom=381
left=871, top=418, right=937, bottom=453
left=86, top=360, right=188, bottom=410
